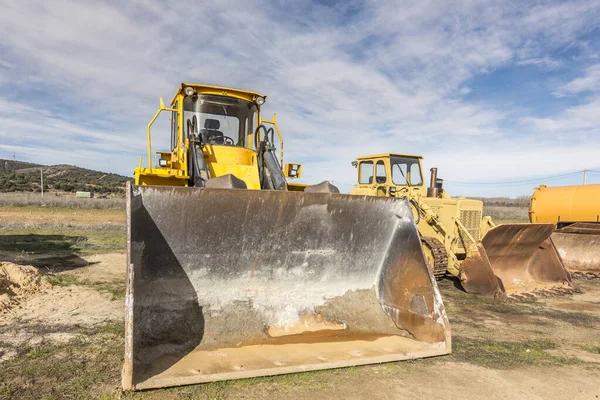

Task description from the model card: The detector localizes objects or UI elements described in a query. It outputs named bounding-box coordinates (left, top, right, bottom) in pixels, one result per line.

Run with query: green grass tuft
left=452, top=337, right=580, bottom=369
left=579, top=344, right=600, bottom=354
left=48, top=274, right=125, bottom=301
left=26, top=346, right=52, bottom=359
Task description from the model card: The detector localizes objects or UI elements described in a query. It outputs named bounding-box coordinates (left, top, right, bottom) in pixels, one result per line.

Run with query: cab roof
left=171, top=83, right=266, bottom=105
left=356, top=153, right=423, bottom=160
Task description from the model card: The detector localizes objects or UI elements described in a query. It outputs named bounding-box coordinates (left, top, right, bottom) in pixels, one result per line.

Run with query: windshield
left=391, top=156, right=422, bottom=186
left=183, top=94, right=257, bottom=147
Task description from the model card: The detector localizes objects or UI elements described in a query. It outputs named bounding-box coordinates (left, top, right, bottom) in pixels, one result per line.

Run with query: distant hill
left=0, top=159, right=130, bottom=194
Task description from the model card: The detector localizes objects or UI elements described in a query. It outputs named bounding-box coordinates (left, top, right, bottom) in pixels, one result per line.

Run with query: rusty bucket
left=460, top=224, right=574, bottom=299
left=122, top=184, right=451, bottom=390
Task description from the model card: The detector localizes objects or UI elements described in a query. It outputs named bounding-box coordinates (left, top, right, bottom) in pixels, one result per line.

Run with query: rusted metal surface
left=552, top=223, right=600, bottom=278
left=460, top=224, right=574, bottom=299
left=459, top=243, right=505, bottom=300
left=122, top=183, right=450, bottom=390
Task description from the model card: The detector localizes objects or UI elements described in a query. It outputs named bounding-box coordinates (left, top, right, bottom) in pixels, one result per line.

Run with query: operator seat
left=200, top=119, right=225, bottom=144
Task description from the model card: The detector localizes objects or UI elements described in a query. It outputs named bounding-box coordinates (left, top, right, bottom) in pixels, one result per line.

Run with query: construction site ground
left=0, top=207, right=599, bottom=400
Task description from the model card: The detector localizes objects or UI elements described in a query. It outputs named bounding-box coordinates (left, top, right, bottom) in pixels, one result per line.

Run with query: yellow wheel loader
left=350, top=154, right=574, bottom=300
left=122, top=85, right=450, bottom=391
left=530, top=184, right=600, bottom=278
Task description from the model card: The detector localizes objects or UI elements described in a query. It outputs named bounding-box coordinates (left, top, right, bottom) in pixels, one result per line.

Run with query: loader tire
left=421, top=236, right=448, bottom=279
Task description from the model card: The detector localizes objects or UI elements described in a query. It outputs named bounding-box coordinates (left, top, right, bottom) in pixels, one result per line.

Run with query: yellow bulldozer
left=530, top=184, right=600, bottom=278
left=349, top=154, right=574, bottom=299
left=122, top=84, right=450, bottom=390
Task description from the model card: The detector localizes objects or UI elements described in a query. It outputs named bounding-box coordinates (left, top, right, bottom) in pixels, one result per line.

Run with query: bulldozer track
left=571, top=271, right=600, bottom=280
left=421, top=236, right=448, bottom=279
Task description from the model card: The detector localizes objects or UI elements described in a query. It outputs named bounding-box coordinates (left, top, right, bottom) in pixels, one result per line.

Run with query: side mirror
left=351, top=161, right=358, bottom=168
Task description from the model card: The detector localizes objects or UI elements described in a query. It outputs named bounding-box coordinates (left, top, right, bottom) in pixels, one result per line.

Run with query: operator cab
left=354, top=154, right=423, bottom=187
left=350, top=153, right=425, bottom=197
left=182, top=93, right=258, bottom=148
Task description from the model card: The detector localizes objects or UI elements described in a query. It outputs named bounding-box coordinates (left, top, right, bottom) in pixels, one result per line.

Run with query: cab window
left=409, top=163, right=422, bottom=185
left=359, top=161, right=374, bottom=184
left=375, top=160, right=386, bottom=184
left=391, top=156, right=422, bottom=186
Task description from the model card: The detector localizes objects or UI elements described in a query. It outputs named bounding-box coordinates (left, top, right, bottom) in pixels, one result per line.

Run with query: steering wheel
left=222, top=136, right=234, bottom=145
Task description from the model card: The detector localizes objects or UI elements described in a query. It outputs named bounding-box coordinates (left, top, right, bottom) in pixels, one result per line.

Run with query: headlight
left=158, top=159, right=168, bottom=167
left=184, top=86, right=195, bottom=96
left=255, top=96, right=265, bottom=105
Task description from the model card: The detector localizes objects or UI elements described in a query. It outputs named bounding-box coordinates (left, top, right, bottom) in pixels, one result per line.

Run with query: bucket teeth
left=571, top=271, right=600, bottom=280
left=507, top=285, right=579, bottom=301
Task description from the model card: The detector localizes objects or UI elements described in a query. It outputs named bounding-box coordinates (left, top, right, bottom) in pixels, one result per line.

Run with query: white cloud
left=553, top=64, right=600, bottom=96
left=0, top=0, right=599, bottom=196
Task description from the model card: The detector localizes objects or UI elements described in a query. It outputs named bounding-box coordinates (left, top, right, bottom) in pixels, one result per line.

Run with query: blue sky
left=0, top=0, right=599, bottom=197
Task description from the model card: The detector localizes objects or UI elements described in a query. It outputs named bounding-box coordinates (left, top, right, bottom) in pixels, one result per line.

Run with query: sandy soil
left=0, top=254, right=125, bottom=362
left=0, top=208, right=125, bottom=227
left=0, top=262, right=51, bottom=312
left=65, top=252, right=126, bottom=283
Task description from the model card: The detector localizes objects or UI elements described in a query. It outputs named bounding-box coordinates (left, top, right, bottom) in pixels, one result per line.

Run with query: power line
left=444, top=171, right=584, bottom=186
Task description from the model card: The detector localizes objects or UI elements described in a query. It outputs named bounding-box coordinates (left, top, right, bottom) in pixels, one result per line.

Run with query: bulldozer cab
left=351, top=154, right=427, bottom=198
left=134, top=83, right=301, bottom=189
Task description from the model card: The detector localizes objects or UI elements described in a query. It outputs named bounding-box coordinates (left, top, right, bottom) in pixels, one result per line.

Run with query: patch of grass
left=26, top=345, right=52, bottom=359
left=486, top=301, right=600, bottom=328
left=94, top=321, right=125, bottom=336
left=579, top=344, right=600, bottom=354
left=93, top=282, right=126, bottom=301
left=0, top=383, right=14, bottom=398
left=117, top=366, right=351, bottom=400
left=0, top=226, right=125, bottom=257
left=0, top=325, right=124, bottom=400
left=452, top=337, right=580, bottom=369
left=0, top=206, right=125, bottom=213
left=47, top=274, right=80, bottom=287
left=535, top=308, right=600, bottom=328
left=439, top=279, right=600, bottom=329
left=48, top=274, right=125, bottom=301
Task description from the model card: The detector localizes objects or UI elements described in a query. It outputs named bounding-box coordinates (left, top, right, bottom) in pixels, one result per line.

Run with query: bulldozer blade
left=123, top=184, right=450, bottom=390
left=460, top=224, right=574, bottom=298
left=459, top=243, right=506, bottom=300
left=552, top=223, right=600, bottom=278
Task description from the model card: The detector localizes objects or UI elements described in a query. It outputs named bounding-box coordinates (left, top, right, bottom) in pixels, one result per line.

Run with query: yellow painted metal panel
left=529, top=184, right=600, bottom=223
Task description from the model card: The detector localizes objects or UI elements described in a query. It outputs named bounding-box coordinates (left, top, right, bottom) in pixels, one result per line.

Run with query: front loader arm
left=398, top=190, right=462, bottom=276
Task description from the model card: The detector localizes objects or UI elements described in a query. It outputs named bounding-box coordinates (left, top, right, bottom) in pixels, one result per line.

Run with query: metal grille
left=457, top=209, right=482, bottom=251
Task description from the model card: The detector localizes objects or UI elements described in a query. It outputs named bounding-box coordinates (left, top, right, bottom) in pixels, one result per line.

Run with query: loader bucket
left=460, top=224, right=574, bottom=299
left=551, top=223, right=600, bottom=278
left=123, top=184, right=450, bottom=390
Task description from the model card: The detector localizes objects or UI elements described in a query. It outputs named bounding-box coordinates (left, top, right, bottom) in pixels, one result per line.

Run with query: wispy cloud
left=553, top=64, right=600, bottom=96
left=0, top=0, right=599, bottom=196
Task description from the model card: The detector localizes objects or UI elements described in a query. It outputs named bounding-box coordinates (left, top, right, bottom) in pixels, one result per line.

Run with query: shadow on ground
left=0, top=234, right=97, bottom=271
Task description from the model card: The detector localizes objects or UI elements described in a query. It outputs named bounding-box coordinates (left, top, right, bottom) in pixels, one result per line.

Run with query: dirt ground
left=0, top=207, right=125, bottom=227
left=0, top=209, right=599, bottom=399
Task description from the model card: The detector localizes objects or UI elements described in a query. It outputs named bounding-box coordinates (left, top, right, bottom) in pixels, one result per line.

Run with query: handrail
left=259, top=113, right=284, bottom=170
left=147, top=97, right=178, bottom=171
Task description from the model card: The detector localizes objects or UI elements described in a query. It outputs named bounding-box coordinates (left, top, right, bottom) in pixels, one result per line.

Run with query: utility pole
left=40, top=167, right=44, bottom=198
left=583, top=169, right=587, bottom=185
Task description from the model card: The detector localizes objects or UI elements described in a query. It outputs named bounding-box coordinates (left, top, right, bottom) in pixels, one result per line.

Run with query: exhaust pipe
left=427, top=168, right=438, bottom=198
